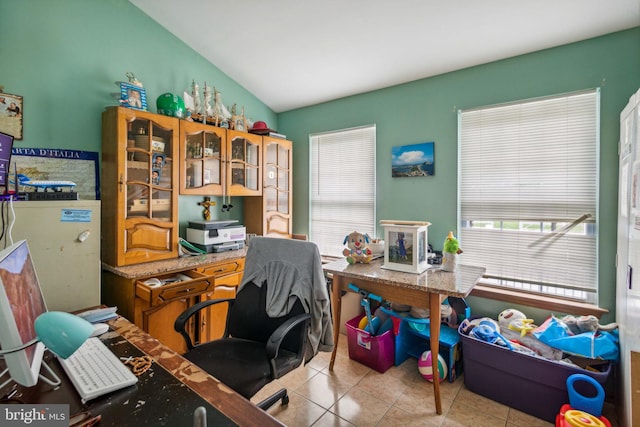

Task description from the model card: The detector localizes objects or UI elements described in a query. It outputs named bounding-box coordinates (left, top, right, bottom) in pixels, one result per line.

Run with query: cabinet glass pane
left=154, top=157, right=172, bottom=188
left=266, top=143, right=277, bottom=164
left=127, top=184, right=149, bottom=218
left=278, top=145, right=289, bottom=169
left=129, top=118, right=150, bottom=156
left=247, top=141, right=259, bottom=167
left=151, top=189, right=172, bottom=220
left=265, top=165, right=277, bottom=188
left=204, top=133, right=221, bottom=158
left=186, top=135, right=203, bottom=159
left=127, top=157, right=149, bottom=180
left=278, top=168, right=288, bottom=191
left=265, top=187, right=277, bottom=212
left=151, top=122, right=172, bottom=159
left=278, top=191, right=289, bottom=214
left=230, top=136, right=259, bottom=191
left=245, top=167, right=258, bottom=190
left=230, top=138, right=245, bottom=162
left=204, top=159, right=221, bottom=185
left=185, top=131, right=222, bottom=190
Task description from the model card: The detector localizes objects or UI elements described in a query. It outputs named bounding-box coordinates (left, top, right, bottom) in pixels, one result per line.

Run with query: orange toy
left=555, top=404, right=611, bottom=427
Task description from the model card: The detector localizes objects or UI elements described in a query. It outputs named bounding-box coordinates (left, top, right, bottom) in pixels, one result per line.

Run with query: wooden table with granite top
left=0, top=315, right=283, bottom=427
left=323, top=259, right=485, bottom=415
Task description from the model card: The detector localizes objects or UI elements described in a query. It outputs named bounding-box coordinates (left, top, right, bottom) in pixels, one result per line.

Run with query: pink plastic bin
left=345, top=314, right=395, bottom=373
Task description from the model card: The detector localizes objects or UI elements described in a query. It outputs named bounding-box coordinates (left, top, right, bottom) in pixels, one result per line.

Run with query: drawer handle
left=213, top=262, right=240, bottom=273
left=176, top=288, right=194, bottom=294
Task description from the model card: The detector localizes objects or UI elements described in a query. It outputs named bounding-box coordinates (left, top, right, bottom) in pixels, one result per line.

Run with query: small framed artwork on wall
left=391, top=141, right=435, bottom=177
left=0, top=92, right=23, bottom=140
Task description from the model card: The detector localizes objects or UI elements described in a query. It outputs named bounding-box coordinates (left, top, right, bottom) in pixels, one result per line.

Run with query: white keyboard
left=58, top=337, right=138, bottom=402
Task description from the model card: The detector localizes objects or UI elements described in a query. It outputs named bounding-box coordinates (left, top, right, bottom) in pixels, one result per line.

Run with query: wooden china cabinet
left=101, top=106, right=180, bottom=267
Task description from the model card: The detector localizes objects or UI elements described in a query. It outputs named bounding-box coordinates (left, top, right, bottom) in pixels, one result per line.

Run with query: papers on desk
left=77, top=307, right=118, bottom=323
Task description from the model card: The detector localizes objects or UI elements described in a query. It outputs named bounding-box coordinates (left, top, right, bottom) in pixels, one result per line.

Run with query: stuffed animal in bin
left=343, top=231, right=373, bottom=264
left=498, top=308, right=537, bottom=337
left=560, top=314, right=618, bottom=335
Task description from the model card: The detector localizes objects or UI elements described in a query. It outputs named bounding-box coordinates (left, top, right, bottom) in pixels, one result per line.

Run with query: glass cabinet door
left=125, top=116, right=174, bottom=220
left=227, top=130, right=261, bottom=196
left=180, top=121, right=225, bottom=195
left=263, top=137, right=292, bottom=236
left=264, top=140, right=291, bottom=215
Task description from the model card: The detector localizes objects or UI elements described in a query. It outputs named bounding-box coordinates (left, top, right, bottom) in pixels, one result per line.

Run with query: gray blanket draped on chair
left=240, top=237, right=334, bottom=362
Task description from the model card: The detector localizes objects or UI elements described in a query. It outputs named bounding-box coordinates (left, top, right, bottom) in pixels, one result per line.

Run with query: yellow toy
left=343, top=231, right=373, bottom=264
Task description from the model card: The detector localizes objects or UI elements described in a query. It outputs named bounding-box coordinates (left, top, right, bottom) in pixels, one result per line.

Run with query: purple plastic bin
left=346, top=315, right=395, bottom=373
left=458, top=323, right=611, bottom=423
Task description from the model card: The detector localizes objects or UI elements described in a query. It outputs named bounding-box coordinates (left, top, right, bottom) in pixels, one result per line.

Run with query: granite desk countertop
left=102, top=248, right=248, bottom=279
left=323, top=258, right=485, bottom=299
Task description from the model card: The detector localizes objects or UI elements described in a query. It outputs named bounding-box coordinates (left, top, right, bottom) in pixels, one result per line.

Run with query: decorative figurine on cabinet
left=212, top=87, right=232, bottom=127
left=191, top=80, right=202, bottom=116
left=203, top=82, right=213, bottom=120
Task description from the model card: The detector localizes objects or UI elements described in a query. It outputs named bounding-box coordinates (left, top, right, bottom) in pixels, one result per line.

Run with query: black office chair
left=174, top=237, right=334, bottom=410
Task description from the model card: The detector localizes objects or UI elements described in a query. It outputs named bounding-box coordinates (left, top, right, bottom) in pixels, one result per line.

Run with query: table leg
left=429, top=293, right=442, bottom=415
left=329, top=276, right=342, bottom=371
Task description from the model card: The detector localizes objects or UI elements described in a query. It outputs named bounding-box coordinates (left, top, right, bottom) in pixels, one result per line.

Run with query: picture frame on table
left=119, top=82, right=147, bottom=111
left=380, top=220, right=431, bottom=274
left=0, top=92, right=23, bottom=140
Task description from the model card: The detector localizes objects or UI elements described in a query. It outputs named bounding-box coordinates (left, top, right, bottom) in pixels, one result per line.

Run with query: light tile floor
left=252, top=334, right=619, bottom=427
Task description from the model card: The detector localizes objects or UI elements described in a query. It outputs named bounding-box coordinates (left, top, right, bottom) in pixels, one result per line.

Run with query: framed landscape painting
left=391, top=141, right=434, bottom=177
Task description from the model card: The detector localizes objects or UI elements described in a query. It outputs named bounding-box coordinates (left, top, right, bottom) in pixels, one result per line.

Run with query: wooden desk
left=323, top=259, right=485, bottom=415
left=0, top=316, right=283, bottom=427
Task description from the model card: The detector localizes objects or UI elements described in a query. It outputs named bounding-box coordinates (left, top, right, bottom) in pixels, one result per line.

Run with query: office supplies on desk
left=185, top=220, right=246, bottom=253
left=77, top=307, right=118, bottom=323
left=57, top=337, right=138, bottom=403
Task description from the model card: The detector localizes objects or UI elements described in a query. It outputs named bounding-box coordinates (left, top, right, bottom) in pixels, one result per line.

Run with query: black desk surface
left=0, top=317, right=283, bottom=426
left=1, top=333, right=236, bottom=426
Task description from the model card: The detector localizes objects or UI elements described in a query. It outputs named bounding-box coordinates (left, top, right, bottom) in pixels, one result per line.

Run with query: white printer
left=186, top=220, right=246, bottom=253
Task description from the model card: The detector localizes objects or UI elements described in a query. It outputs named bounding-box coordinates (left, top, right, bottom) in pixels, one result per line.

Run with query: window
left=458, top=89, right=599, bottom=304
left=310, top=125, right=376, bottom=257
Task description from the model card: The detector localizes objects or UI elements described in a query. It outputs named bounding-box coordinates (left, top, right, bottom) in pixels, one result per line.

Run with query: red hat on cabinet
left=249, top=121, right=274, bottom=135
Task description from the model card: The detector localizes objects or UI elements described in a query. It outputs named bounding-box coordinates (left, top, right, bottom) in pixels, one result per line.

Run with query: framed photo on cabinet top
left=119, top=82, right=147, bottom=111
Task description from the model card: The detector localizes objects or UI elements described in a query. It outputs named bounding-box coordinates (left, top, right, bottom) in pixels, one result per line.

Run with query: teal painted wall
left=2, top=0, right=277, bottom=228
left=279, top=27, right=640, bottom=323
left=3, top=0, right=638, bottom=321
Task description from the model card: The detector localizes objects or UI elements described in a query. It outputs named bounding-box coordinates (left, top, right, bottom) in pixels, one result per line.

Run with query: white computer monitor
left=0, top=240, right=48, bottom=387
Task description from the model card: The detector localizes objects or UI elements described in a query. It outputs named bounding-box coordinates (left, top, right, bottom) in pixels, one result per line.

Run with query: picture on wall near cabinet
left=0, top=92, right=23, bottom=140
left=391, top=141, right=434, bottom=177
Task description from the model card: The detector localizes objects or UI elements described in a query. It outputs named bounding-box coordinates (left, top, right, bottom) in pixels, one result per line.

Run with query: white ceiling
left=130, top=0, right=639, bottom=113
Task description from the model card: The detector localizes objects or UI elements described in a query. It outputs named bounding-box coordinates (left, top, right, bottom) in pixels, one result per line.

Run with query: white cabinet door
left=1, top=200, right=101, bottom=312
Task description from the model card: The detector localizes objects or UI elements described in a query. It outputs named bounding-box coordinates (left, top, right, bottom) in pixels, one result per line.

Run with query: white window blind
left=310, top=125, right=376, bottom=257
left=459, top=89, right=599, bottom=302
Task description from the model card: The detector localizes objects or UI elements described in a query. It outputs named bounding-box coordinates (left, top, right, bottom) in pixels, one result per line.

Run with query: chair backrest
left=227, top=280, right=305, bottom=351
